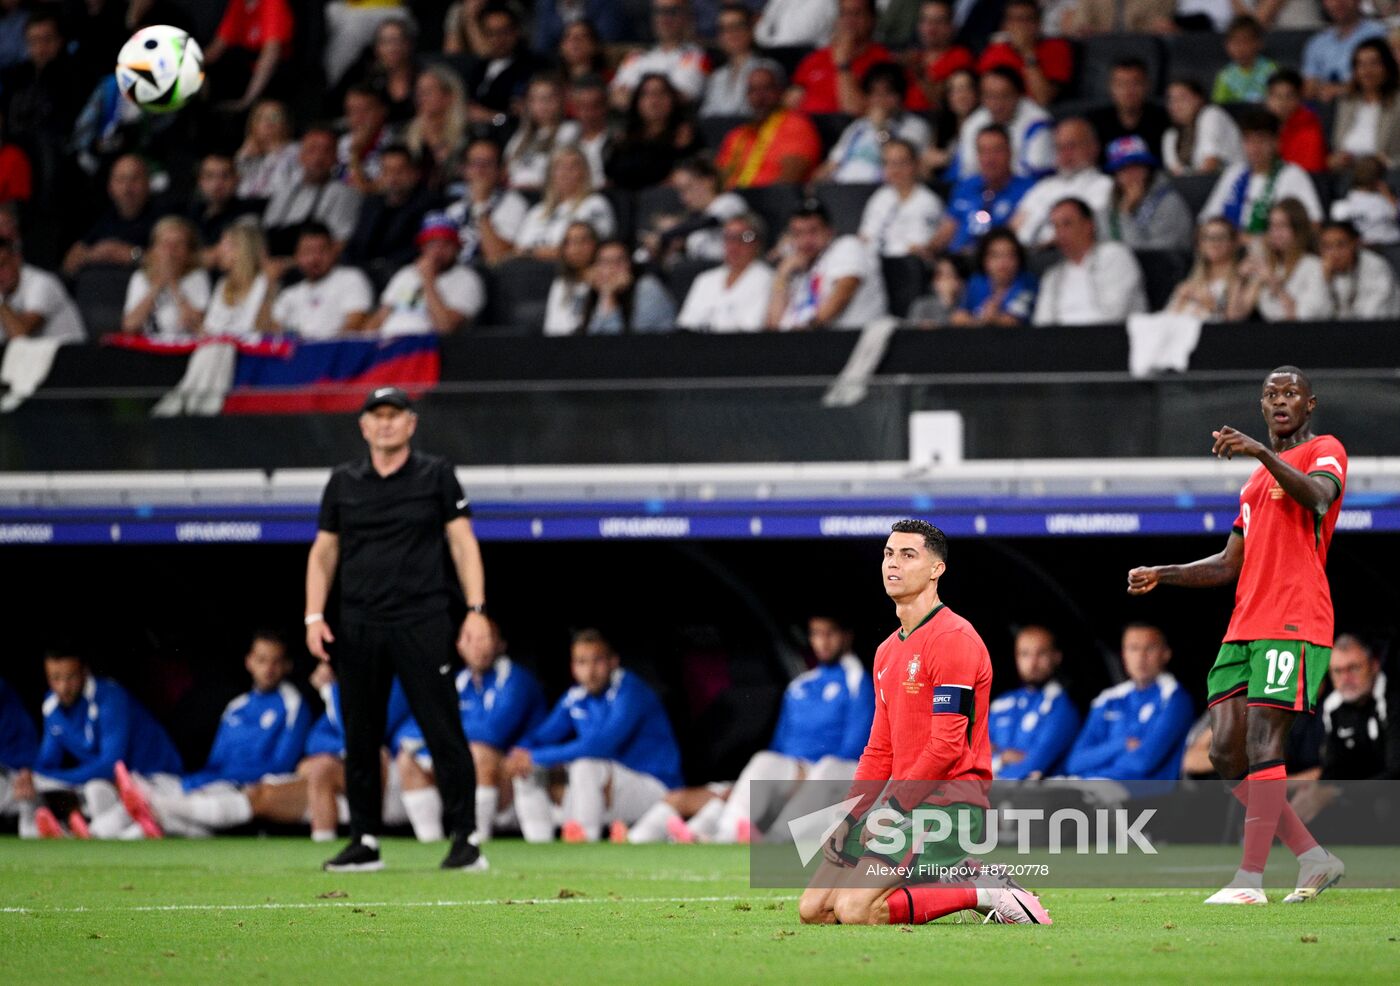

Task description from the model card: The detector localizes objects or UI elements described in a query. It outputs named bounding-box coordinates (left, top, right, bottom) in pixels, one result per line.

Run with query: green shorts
left=843, top=802, right=985, bottom=883
left=1207, top=639, right=1331, bottom=713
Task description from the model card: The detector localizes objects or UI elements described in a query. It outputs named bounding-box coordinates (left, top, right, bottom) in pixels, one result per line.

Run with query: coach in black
left=306, top=386, right=488, bottom=873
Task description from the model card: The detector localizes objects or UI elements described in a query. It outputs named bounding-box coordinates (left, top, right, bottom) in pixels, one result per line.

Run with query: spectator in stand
left=445, top=138, right=531, bottom=266
left=950, top=66, right=1054, bottom=181
left=324, top=0, right=412, bottom=90
left=1011, top=118, right=1113, bottom=248
left=344, top=144, right=435, bottom=276
left=605, top=73, right=700, bottom=192
left=815, top=63, right=931, bottom=184
left=569, top=74, right=615, bottom=188
left=1302, top=0, right=1387, bottom=103
left=1318, top=219, right=1400, bottom=318
left=677, top=212, right=774, bottom=332
left=1088, top=59, right=1171, bottom=166
left=1330, top=154, right=1400, bottom=245
left=1200, top=108, right=1323, bottom=234
left=1164, top=218, right=1246, bottom=321
left=577, top=239, right=677, bottom=334
left=766, top=200, right=887, bottom=330
left=701, top=4, right=764, bottom=119
left=948, top=227, right=1037, bottom=327
left=258, top=223, right=375, bottom=338
left=544, top=220, right=600, bottom=335
left=202, top=219, right=272, bottom=339
left=976, top=0, right=1073, bottom=107
left=988, top=626, right=1080, bottom=780
left=555, top=20, right=610, bottom=84
left=857, top=138, right=944, bottom=259
left=1230, top=198, right=1332, bottom=320
left=0, top=12, right=85, bottom=150
left=0, top=105, right=29, bottom=204
left=121, top=216, right=211, bottom=340
left=1163, top=78, right=1245, bottom=176
left=1033, top=198, right=1146, bottom=326
left=202, top=0, right=294, bottom=112
left=337, top=85, right=397, bottom=193
left=1105, top=136, right=1194, bottom=252
left=348, top=18, right=419, bottom=125
left=528, top=0, right=624, bottom=55
left=641, top=157, right=745, bottom=264
left=755, top=0, right=836, bottom=49
left=503, top=75, right=580, bottom=192
left=1062, top=624, right=1193, bottom=782
left=184, top=154, right=261, bottom=263
left=1265, top=70, right=1328, bottom=174
left=0, top=208, right=85, bottom=343
left=1330, top=39, right=1400, bottom=175
left=62, top=154, right=167, bottom=278
left=922, top=67, right=978, bottom=175
left=931, top=124, right=1037, bottom=256
left=1057, top=0, right=1174, bottom=35
left=1229, top=0, right=1321, bottom=31
left=364, top=212, right=485, bottom=336
left=0, top=0, right=26, bottom=74
left=903, top=256, right=964, bottom=327
left=407, top=65, right=470, bottom=193
left=464, top=3, right=537, bottom=125
left=234, top=101, right=300, bottom=200
left=787, top=0, right=892, bottom=116
left=1213, top=16, right=1277, bottom=104
left=902, top=0, right=974, bottom=113
left=716, top=63, right=822, bottom=189
left=262, top=128, right=363, bottom=259
left=610, top=0, right=709, bottom=110
left=516, top=146, right=616, bottom=260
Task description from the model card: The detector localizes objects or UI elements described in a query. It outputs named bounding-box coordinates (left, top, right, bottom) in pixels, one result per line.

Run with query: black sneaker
left=441, top=831, right=489, bottom=872
left=323, top=834, right=384, bottom=872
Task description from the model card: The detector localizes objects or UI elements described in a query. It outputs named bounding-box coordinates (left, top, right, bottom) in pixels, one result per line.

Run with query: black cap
left=361, top=386, right=413, bottom=413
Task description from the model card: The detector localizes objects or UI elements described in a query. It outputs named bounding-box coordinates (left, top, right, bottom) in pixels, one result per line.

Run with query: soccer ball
left=115, top=25, right=205, bottom=114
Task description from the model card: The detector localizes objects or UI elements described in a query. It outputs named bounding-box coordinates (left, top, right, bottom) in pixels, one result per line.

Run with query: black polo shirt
left=317, top=450, right=471, bottom=623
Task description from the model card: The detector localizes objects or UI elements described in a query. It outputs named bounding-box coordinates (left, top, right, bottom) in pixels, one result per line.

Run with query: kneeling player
left=798, top=521, right=1051, bottom=927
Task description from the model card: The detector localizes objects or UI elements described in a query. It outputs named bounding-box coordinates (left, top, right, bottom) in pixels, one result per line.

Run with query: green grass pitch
left=3, top=838, right=1396, bottom=984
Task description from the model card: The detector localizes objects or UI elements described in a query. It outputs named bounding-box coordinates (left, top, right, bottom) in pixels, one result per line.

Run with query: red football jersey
left=1224, top=434, right=1347, bottom=645
left=852, top=604, right=992, bottom=812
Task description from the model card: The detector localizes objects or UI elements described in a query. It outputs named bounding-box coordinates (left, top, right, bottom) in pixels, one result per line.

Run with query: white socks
left=17, top=802, right=37, bottom=839
left=687, top=797, right=726, bottom=841
left=401, top=787, right=445, bottom=842
left=89, top=803, right=136, bottom=839
left=563, top=759, right=608, bottom=839
left=716, top=751, right=800, bottom=843
left=474, top=786, right=499, bottom=842
left=512, top=775, right=556, bottom=843
left=311, top=829, right=337, bottom=843
left=628, top=802, right=679, bottom=843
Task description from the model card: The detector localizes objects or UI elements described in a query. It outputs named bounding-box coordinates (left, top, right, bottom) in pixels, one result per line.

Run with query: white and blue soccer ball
left=115, top=25, right=205, bottom=114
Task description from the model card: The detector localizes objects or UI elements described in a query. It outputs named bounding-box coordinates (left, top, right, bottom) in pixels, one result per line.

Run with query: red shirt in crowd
left=792, top=43, right=895, bottom=115
left=217, top=0, right=295, bottom=52
left=905, top=45, right=975, bottom=111
left=975, top=38, right=1073, bottom=90
left=1279, top=105, right=1327, bottom=173
left=0, top=144, right=32, bottom=203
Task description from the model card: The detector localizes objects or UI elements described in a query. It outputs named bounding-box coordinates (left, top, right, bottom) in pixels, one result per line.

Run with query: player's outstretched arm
left=1127, top=532, right=1243, bottom=594
left=1211, top=426, right=1340, bottom=515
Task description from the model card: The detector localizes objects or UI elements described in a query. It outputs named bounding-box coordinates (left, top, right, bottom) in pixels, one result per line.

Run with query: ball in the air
left=115, top=25, right=205, bottom=113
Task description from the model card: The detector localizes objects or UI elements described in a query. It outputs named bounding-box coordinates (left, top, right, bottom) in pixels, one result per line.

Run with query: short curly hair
left=890, top=519, right=948, bottom=560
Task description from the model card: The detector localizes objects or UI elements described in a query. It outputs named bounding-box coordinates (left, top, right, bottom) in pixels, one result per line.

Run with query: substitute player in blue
left=990, top=625, right=1080, bottom=779
left=0, top=677, right=39, bottom=832
left=1063, top=624, right=1194, bottom=781
left=396, top=616, right=546, bottom=842
left=505, top=629, right=682, bottom=843
left=117, top=631, right=313, bottom=838
left=26, top=648, right=181, bottom=838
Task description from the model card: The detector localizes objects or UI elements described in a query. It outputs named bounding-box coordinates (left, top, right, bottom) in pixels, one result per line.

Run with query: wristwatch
left=467, top=603, right=487, bottom=615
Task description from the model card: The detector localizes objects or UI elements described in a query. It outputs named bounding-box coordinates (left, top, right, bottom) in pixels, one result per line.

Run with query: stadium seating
left=478, top=257, right=556, bottom=335
left=665, top=258, right=713, bottom=311
left=1134, top=249, right=1193, bottom=312
left=736, top=183, right=805, bottom=236
left=73, top=264, right=137, bottom=339
left=1074, top=34, right=1165, bottom=101
left=881, top=255, right=930, bottom=318
left=1163, top=32, right=1229, bottom=90
left=813, top=182, right=880, bottom=236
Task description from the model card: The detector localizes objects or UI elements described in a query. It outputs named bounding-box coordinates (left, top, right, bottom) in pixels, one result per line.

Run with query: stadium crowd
left=0, top=617, right=1393, bottom=843
left=8, top=0, right=1400, bottom=344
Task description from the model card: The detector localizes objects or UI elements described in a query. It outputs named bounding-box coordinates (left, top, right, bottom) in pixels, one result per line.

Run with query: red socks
left=1232, top=764, right=1319, bottom=864
left=885, top=886, right=978, bottom=924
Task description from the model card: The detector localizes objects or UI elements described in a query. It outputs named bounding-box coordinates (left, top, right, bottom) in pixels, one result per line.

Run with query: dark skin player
left=1125, top=368, right=1339, bottom=780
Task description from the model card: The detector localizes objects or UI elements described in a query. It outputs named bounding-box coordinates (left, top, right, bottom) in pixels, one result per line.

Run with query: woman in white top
left=1329, top=39, right=1400, bottom=174
left=1231, top=198, right=1333, bottom=321
left=516, top=146, right=617, bottom=261
left=815, top=63, right=932, bottom=185
left=858, top=138, right=944, bottom=259
left=121, top=217, right=211, bottom=340
left=1163, top=79, right=1243, bottom=175
left=502, top=75, right=581, bottom=192
left=543, top=221, right=602, bottom=335
left=202, top=219, right=272, bottom=339
left=235, top=100, right=301, bottom=200
left=1166, top=217, right=1246, bottom=322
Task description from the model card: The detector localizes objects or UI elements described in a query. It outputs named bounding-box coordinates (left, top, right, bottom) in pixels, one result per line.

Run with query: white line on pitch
left=0, top=894, right=789, bottom=915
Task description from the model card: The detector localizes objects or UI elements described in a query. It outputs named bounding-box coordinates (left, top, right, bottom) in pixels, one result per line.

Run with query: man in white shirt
left=610, top=0, right=710, bottom=108
left=858, top=138, right=944, bottom=259
left=1012, top=117, right=1114, bottom=247
left=1199, top=107, right=1324, bottom=234
left=1033, top=197, right=1147, bottom=326
left=766, top=200, right=887, bottom=330
left=260, top=223, right=375, bottom=339
left=953, top=66, right=1054, bottom=181
left=1319, top=219, right=1400, bottom=318
left=754, top=0, right=836, bottom=49
left=262, top=128, right=364, bottom=259
left=678, top=213, right=775, bottom=332
left=0, top=212, right=85, bottom=343
left=364, top=213, right=485, bottom=336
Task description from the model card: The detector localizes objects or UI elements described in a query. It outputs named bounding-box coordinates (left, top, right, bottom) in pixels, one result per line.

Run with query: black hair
left=975, top=226, right=1026, bottom=277
left=1267, top=365, right=1313, bottom=392
left=674, top=155, right=719, bottom=181
left=251, top=628, right=288, bottom=652
left=622, top=72, right=689, bottom=142
left=861, top=61, right=908, bottom=98
left=1123, top=622, right=1167, bottom=644
left=43, top=646, right=85, bottom=664
left=882, top=136, right=918, bottom=162
left=378, top=142, right=418, bottom=167
left=571, top=72, right=608, bottom=93
left=1351, top=38, right=1400, bottom=100
left=983, top=65, right=1026, bottom=95
left=718, top=2, right=754, bottom=20
left=1169, top=77, right=1207, bottom=100
left=1051, top=196, right=1094, bottom=221
left=789, top=198, right=831, bottom=225
left=976, top=122, right=1011, bottom=145
left=890, top=519, right=948, bottom=560
left=1236, top=105, right=1280, bottom=135
left=1320, top=219, right=1361, bottom=240
left=1267, top=67, right=1303, bottom=91
left=296, top=220, right=334, bottom=242
left=571, top=627, right=615, bottom=653
left=1112, top=57, right=1149, bottom=75
left=345, top=83, right=387, bottom=105
left=478, top=2, right=520, bottom=28
left=1226, top=13, right=1263, bottom=38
